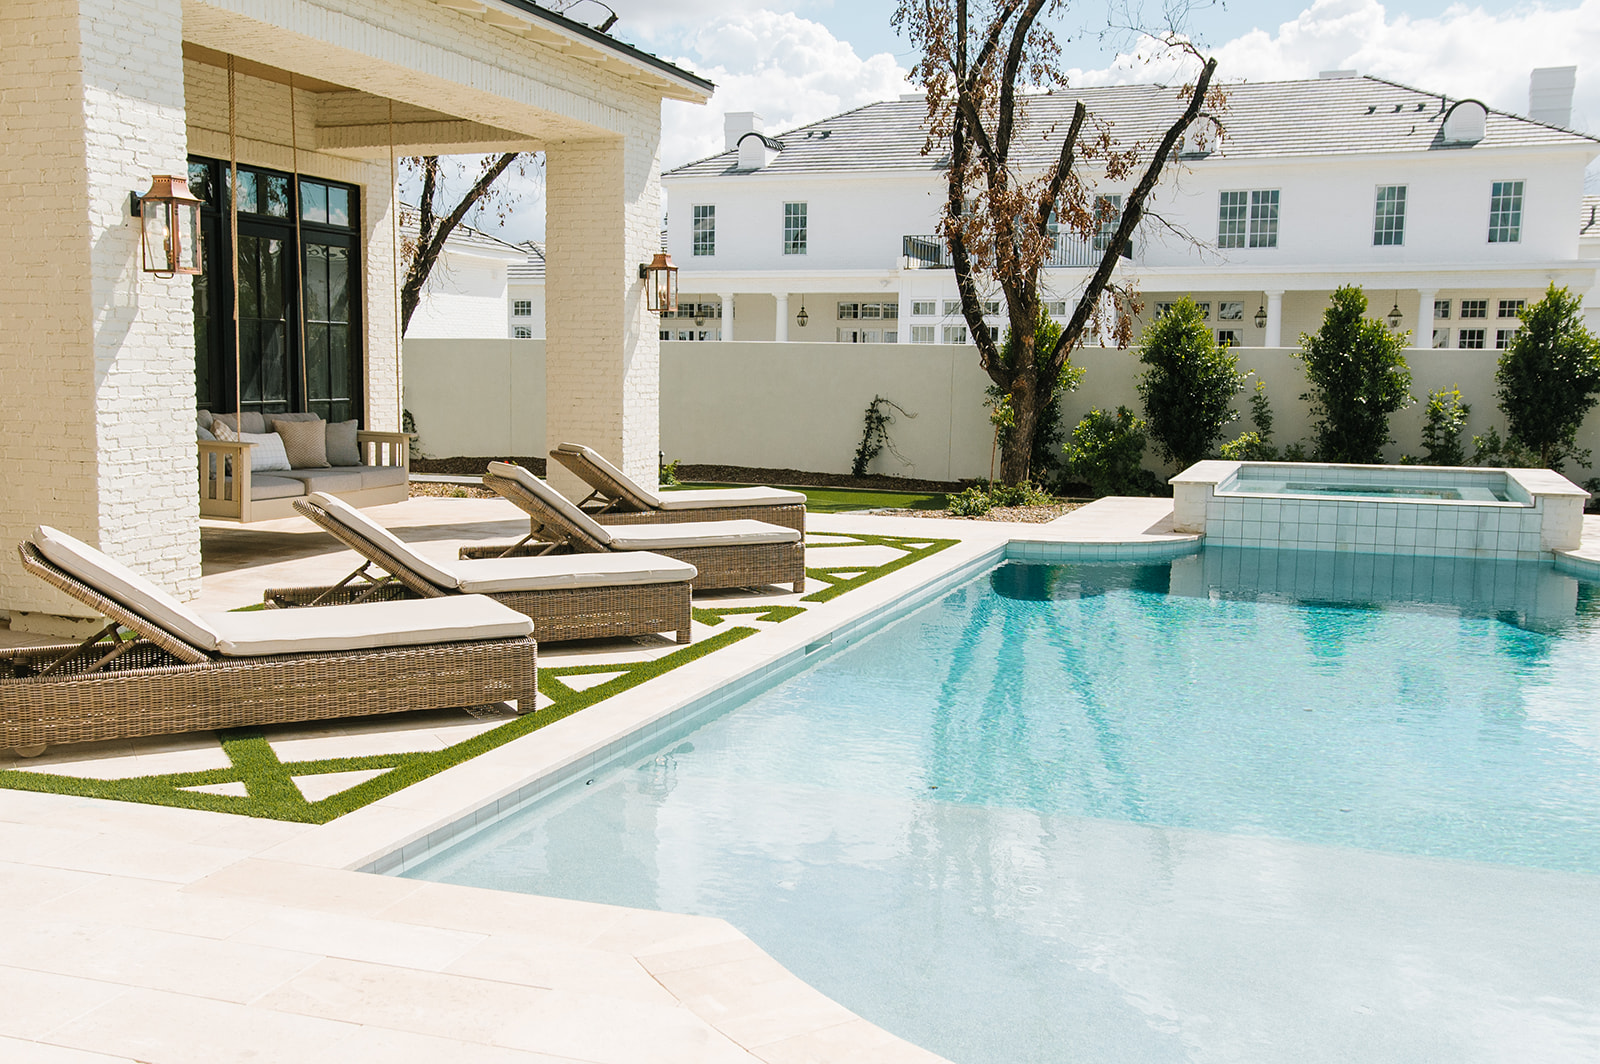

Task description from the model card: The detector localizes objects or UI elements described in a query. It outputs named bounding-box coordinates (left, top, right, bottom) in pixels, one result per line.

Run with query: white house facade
left=405, top=215, right=528, bottom=339
left=662, top=70, right=1600, bottom=350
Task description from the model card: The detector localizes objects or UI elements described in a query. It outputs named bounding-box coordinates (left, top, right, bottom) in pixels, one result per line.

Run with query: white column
left=544, top=123, right=662, bottom=497
left=775, top=293, right=789, bottom=342
left=1416, top=289, right=1437, bottom=350
left=1, top=0, right=199, bottom=630
left=719, top=291, right=734, bottom=340
left=1264, top=290, right=1285, bottom=348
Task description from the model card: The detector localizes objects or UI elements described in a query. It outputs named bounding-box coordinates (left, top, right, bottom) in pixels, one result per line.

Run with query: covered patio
left=1, top=0, right=710, bottom=635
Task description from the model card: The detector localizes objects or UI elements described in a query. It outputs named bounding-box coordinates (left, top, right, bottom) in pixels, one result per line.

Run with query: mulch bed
left=871, top=502, right=1084, bottom=523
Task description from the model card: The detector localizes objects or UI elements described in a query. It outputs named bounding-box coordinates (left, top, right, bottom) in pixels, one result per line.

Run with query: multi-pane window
left=513, top=326, right=532, bottom=339
left=910, top=325, right=937, bottom=343
left=1433, top=329, right=1450, bottom=348
left=1459, top=299, right=1487, bottom=318
left=1434, top=299, right=1451, bottom=320
left=1046, top=301, right=1067, bottom=316
left=1373, top=185, right=1406, bottom=245
left=1217, top=302, right=1244, bottom=321
left=911, top=301, right=936, bottom=316
left=1496, top=329, right=1518, bottom=349
left=1218, top=191, right=1248, bottom=248
left=1248, top=190, right=1280, bottom=247
left=943, top=325, right=968, bottom=344
left=1498, top=299, right=1525, bottom=318
left=1092, top=194, right=1123, bottom=251
left=1220, top=189, right=1279, bottom=247
left=1488, top=181, right=1523, bottom=243
left=1156, top=301, right=1211, bottom=319
left=1217, top=330, right=1241, bottom=348
left=984, top=325, right=1001, bottom=341
left=692, top=205, right=715, bottom=256
left=512, top=300, right=532, bottom=316
left=942, top=300, right=961, bottom=316
left=783, top=202, right=807, bottom=255
left=982, top=300, right=1001, bottom=316
left=839, top=302, right=896, bottom=319
left=1458, top=328, right=1486, bottom=349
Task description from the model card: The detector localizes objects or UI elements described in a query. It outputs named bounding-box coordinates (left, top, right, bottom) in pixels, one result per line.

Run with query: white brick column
left=544, top=126, right=661, bottom=496
left=1416, top=288, right=1437, bottom=350
left=1263, top=290, right=1285, bottom=348
left=775, top=294, right=789, bottom=342
left=719, top=291, right=734, bottom=340
left=0, top=0, right=198, bottom=632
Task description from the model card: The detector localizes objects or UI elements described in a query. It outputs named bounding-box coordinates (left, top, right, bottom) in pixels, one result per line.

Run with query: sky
left=478, top=0, right=1600, bottom=243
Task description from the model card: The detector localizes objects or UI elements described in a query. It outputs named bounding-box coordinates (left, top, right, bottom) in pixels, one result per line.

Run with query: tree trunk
left=1000, top=363, right=1040, bottom=484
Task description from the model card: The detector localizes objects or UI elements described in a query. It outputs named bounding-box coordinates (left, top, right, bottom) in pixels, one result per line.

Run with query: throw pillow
left=240, top=431, right=292, bottom=473
left=325, top=419, right=362, bottom=466
left=273, top=417, right=330, bottom=469
left=210, top=419, right=239, bottom=442
left=197, top=424, right=216, bottom=442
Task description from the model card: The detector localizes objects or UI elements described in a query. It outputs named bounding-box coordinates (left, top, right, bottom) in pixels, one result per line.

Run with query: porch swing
left=196, top=61, right=412, bottom=522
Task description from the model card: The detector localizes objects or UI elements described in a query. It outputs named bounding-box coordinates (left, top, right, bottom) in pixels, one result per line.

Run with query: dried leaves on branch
left=893, top=0, right=1223, bottom=484
left=399, top=153, right=539, bottom=334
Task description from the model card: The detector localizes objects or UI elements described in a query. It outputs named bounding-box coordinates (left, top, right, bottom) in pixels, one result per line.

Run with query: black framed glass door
left=189, top=158, right=362, bottom=422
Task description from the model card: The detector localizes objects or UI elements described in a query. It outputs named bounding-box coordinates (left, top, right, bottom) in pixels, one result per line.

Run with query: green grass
left=672, top=483, right=948, bottom=513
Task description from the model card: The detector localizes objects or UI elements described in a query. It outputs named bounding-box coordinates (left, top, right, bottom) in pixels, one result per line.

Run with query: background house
left=662, top=70, right=1600, bottom=348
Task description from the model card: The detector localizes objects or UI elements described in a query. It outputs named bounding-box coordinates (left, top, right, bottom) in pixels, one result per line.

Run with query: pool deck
left=0, top=495, right=1194, bottom=1064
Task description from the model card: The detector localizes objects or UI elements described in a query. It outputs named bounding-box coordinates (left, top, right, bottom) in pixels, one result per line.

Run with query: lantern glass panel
left=178, top=200, right=202, bottom=273
left=144, top=204, right=174, bottom=273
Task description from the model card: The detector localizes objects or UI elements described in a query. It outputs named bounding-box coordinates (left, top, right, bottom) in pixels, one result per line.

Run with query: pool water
left=1227, top=478, right=1512, bottom=502
left=407, top=548, right=1600, bottom=1063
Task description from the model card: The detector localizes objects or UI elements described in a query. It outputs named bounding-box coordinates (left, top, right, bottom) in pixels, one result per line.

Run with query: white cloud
left=1071, top=0, right=1600, bottom=135
left=659, top=10, right=911, bottom=170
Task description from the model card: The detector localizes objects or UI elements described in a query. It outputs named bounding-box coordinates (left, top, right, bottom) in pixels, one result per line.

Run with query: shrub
left=1495, top=284, right=1600, bottom=470
left=659, top=458, right=680, bottom=486
left=1220, top=377, right=1281, bottom=461
left=1296, top=285, right=1414, bottom=463
left=944, top=486, right=994, bottom=516
left=1136, top=297, right=1243, bottom=469
left=1064, top=406, right=1158, bottom=497
left=1470, top=426, right=1536, bottom=468
left=943, top=480, right=1054, bottom=516
left=1414, top=387, right=1470, bottom=466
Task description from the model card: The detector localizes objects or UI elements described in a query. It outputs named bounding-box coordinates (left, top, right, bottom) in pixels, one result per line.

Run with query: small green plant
left=1495, top=283, right=1600, bottom=470
left=1297, top=285, right=1414, bottom=463
left=1064, top=406, right=1158, bottom=497
left=852, top=396, right=915, bottom=476
left=1219, top=377, right=1282, bottom=461
left=401, top=408, right=422, bottom=461
left=1135, top=296, right=1244, bottom=469
left=450, top=486, right=469, bottom=498
left=1414, top=387, right=1471, bottom=466
left=944, top=485, right=995, bottom=516
left=1469, top=426, right=1537, bottom=468
left=659, top=457, right=681, bottom=486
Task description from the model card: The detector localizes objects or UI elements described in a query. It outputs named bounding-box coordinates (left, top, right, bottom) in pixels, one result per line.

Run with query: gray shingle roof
left=508, top=242, right=546, bottom=283
left=1583, top=195, right=1600, bottom=235
left=664, top=75, right=1599, bottom=180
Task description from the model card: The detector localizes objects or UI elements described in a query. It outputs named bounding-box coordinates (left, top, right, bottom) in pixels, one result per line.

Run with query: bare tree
left=894, top=0, right=1221, bottom=484
left=399, top=153, right=540, bottom=333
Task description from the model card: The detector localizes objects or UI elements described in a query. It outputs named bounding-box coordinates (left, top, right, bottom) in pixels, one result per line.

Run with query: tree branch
left=995, top=0, right=1048, bottom=159
left=1037, top=100, right=1087, bottom=239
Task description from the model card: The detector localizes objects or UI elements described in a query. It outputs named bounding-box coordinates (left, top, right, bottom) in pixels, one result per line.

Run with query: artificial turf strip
left=692, top=604, right=805, bottom=627
left=802, top=533, right=957, bottom=603
left=0, top=627, right=757, bottom=823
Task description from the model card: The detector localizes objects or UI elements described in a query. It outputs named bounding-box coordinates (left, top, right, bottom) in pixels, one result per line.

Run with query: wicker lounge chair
left=265, top=493, right=695, bottom=644
left=0, top=526, right=538, bottom=755
left=463, top=462, right=807, bottom=594
left=550, top=443, right=806, bottom=533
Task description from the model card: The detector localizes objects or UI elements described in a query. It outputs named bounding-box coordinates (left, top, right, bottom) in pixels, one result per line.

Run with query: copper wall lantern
left=639, top=253, right=679, bottom=313
left=132, top=175, right=204, bottom=276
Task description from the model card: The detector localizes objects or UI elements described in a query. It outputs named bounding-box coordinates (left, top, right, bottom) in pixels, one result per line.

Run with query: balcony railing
left=902, top=233, right=1128, bottom=269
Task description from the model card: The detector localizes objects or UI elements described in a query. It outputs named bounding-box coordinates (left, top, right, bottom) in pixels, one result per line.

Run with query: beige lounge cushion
left=606, top=519, right=801, bottom=550
left=32, top=526, right=221, bottom=652
left=280, top=468, right=367, bottom=494
left=554, top=443, right=660, bottom=507
left=250, top=474, right=309, bottom=501
left=272, top=417, right=330, bottom=469
left=204, top=594, right=532, bottom=657
left=655, top=486, right=807, bottom=510
left=487, top=462, right=615, bottom=547
left=326, top=419, right=362, bottom=466
left=451, top=551, right=697, bottom=594
left=358, top=465, right=408, bottom=490
left=305, top=492, right=462, bottom=590
left=213, top=412, right=268, bottom=435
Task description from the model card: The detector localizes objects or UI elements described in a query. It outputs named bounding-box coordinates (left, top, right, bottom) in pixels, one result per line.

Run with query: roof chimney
left=1529, top=66, right=1576, bottom=128
left=724, top=112, right=763, bottom=152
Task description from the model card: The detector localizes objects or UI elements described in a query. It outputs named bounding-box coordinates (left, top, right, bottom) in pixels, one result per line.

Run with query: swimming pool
left=406, top=548, right=1600, bottom=1063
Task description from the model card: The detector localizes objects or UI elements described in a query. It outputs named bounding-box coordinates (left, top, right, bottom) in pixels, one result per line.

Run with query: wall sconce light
left=795, top=297, right=809, bottom=328
left=639, top=253, right=678, bottom=313
left=1386, top=293, right=1403, bottom=330
left=130, top=175, right=203, bottom=276
left=1253, top=304, right=1267, bottom=329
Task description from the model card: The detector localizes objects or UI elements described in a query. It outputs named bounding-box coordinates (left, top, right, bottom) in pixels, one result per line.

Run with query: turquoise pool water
left=407, top=548, right=1600, bottom=1063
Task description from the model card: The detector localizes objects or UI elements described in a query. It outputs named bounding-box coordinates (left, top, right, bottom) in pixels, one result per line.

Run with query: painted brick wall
left=0, top=0, right=197, bottom=626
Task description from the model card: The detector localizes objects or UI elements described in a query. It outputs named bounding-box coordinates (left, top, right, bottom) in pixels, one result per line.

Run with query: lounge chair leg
left=676, top=627, right=691, bottom=644
left=792, top=579, right=806, bottom=594
left=10, top=745, right=46, bottom=758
